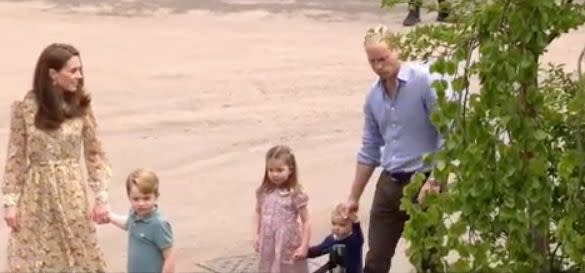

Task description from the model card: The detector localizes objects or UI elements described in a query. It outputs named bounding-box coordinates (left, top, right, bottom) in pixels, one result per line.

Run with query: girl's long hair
left=256, top=145, right=302, bottom=195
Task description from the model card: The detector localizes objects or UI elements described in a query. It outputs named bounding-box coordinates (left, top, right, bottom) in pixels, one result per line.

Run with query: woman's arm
left=1, top=101, right=27, bottom=208
left=82, top=106, right=112, bottom=206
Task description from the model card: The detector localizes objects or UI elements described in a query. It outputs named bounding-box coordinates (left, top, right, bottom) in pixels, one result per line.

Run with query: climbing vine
left=381, top=0, right=585, bottom=272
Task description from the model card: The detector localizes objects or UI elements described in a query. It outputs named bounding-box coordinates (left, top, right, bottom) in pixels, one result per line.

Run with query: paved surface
left=0, top=0, right=395, bottom=19
left=195, top=253, right=328, bottom=272
left=0, top=1, right=581, bottom=273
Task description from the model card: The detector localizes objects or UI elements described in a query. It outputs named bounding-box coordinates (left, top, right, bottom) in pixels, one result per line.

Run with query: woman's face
left=50, top=55, right=83, bottom=93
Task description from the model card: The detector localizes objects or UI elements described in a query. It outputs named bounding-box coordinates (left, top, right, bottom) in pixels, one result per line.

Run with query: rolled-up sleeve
left=357, top=99, right=383, bottom=166
left=425, top=70, right=455, bottom=150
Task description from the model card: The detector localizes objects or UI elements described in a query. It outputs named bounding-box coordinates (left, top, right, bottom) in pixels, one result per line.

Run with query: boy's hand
left=91, top=202, right=109, bottom=224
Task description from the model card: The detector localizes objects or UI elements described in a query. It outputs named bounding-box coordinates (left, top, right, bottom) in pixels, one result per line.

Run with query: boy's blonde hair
left=126, top=168, right=160, bottom=197
left=363, top=24, right=399, bottom=48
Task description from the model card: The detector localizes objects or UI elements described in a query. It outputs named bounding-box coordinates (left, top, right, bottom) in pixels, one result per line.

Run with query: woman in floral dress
left=1, top=43, right=111, bottom=273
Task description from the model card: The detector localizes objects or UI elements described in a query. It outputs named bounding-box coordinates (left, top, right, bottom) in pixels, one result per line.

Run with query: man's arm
left=350, top=99, right=384, bottom=203
left=421, top=69, right=449, bottom=197
left=348, top=163, right=376, bottom=202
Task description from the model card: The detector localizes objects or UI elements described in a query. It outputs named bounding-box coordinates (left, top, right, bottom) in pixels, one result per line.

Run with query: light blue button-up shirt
left=357, top=62, right=444, bottom=173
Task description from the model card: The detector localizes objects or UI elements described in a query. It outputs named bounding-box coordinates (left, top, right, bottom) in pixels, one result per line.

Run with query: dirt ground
left=0, top=0, right=582, bottom=272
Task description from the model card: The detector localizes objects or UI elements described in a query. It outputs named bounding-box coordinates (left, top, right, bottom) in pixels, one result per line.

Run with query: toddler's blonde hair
left=126, top=168, right=160, bottom=197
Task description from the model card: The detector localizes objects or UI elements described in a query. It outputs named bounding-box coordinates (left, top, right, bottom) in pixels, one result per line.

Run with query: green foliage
left=381, top=0, right=585, bottom=272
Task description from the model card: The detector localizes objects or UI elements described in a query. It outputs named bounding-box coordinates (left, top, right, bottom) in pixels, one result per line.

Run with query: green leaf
left=534, top=130, right=547, bottom=141
left=378, top=0, right=585, bottom=271
left=445, top=60, right=457, bottom=76
left=436, top=159, right=446, bottom=171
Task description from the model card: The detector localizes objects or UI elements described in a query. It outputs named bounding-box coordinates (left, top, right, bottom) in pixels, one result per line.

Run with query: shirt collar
left=396, top=63, right=410, bottom=83
left=378, top=63, right=410, bottom=92
left=131, top=204, right=159, bottom=223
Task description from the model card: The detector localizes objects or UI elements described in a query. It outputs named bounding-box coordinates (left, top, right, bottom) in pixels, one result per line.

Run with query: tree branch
left=578, top=44, right=585, bottom=78
left=547, top=0, right=575, bottom=43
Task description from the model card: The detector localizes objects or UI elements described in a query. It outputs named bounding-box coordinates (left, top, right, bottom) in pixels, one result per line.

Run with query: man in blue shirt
left=343, top=25, right=443, bottom=273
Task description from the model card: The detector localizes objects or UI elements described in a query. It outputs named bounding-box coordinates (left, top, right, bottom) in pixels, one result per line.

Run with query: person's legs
left=403, top=0, right=422, bottom=26
left=363, top=171, right=410, bottom=273
left=436, top=0, right=450, bottom=22
left=403, top=0, right=450, bottom=26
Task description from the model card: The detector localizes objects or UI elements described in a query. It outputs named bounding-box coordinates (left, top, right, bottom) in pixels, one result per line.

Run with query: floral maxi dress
left=1, top=93, right=111, bottom=273
left=257, top=189, right=309, bottom=273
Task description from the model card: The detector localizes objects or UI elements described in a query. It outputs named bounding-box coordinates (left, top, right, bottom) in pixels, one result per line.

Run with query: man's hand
left=343, top=198, right=359, bottom=219
left=417, top=177, right=441, bottom=204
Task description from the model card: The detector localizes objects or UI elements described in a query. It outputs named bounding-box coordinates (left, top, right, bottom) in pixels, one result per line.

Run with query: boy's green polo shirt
left=127, top=206, right=173, bottom=273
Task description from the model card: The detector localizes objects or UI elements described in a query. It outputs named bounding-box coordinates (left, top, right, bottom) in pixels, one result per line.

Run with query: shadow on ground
left=0, top=0, right=399, bottom=21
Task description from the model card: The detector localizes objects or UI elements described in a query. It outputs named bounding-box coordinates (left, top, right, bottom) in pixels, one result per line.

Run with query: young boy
left=308, top=203, right=364, bottom=273
left=106, top=168, right=175, bottom=273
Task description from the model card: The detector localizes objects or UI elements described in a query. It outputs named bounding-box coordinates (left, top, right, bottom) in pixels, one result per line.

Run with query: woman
left=2, top=43, right=111, bottom=272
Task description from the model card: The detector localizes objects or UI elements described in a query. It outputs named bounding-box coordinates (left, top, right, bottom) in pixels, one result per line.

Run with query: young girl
left=254, top=145, right=311, bottom=273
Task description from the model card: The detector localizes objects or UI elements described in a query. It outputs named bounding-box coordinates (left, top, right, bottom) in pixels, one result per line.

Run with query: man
left=343, top=25, right=443, bottom=273
left=403, top=0, right=450, bottom=26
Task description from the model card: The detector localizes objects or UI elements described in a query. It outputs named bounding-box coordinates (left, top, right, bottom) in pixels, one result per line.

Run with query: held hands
left=292, top=245, right=308, bottom=261
left=3, top=206, right=20, bottom=232
left=5, top=202, right=111, bottom=230
left=91, top=201, right=109, bottom=224
left=342, top=198, right=359, bottom=220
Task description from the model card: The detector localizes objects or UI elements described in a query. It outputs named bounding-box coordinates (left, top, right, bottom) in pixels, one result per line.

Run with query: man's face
left=365, top=41, right=401, bottom=80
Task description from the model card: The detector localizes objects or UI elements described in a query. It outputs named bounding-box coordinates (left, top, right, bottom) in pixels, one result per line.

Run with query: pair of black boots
left=402, top=0, right=450, bottom=26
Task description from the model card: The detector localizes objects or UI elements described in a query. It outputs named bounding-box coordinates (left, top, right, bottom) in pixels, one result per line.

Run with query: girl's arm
left=292, top=193, right=311, bottom=260
left=107, top=211, right=128, bottom=230
left=298, top=206, right=311, bottom=250
left=161, top=246, right=176, bottom=273
left=254, top=199, right=262, bottom=252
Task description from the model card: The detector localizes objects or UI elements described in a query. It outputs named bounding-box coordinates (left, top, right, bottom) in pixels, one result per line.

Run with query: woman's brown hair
left=32, top=43, right=91, bottom=130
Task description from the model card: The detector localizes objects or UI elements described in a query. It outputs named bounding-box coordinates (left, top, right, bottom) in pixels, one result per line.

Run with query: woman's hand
left=91, top=202, right=109, bottom=224
left=3, top=206, right=20, bottom=232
